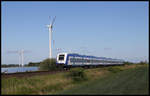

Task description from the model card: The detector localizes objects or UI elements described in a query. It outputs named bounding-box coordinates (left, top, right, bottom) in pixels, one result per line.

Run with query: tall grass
left=107, top=66, right=124, bottom=73
left=1, top=67, right=109, bottom=95
left=60, top=65, right=149, bottom=95
left=66, top=68, right=88, bottom=82
left=2, top=72, right=71, bottom=95
left=2, top=63, right=148, bottom=95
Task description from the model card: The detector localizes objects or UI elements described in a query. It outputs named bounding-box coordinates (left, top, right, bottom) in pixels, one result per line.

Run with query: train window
left=70, top=58, right=75, bottom=62
left=59, top=55, right=64, bottom=60
left=70, top=57, right=83, bottom=63
left=87, top=60, right=90, bottom=63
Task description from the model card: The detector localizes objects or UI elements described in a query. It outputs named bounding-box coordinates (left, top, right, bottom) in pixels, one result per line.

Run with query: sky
left=1, top=1, right=149, bottom=64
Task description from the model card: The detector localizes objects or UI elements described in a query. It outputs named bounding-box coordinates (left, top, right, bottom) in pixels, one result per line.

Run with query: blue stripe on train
left=61, top=53, right=124, bottom=66
left=65, top=53, right=114, bottom=66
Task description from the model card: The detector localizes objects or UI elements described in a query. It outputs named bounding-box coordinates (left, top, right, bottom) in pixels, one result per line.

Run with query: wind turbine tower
left=47, top=16, right=56, bottom=59
left=21, top=49, right=24, bottom=67
left=18, top=49, right=24, bottom=67
left=18, top=50, right=21, bottom=67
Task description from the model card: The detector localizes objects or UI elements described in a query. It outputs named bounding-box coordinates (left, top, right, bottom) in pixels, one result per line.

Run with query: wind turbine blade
left=51, top=16, right=56, bottom=26
left=49, top=16, right=51, bottom=24
left=6, top=50, right=19, bottom=54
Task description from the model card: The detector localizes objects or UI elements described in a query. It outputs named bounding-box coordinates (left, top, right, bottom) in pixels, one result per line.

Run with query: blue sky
left=2, top=1, right=149, bottom=64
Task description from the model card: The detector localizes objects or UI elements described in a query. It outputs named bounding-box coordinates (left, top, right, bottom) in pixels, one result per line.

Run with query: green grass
left=1, top=67, right=108, bottom=95
left=1, top=64, right=149, bottom=95
left=1, top=72, right=72, bottom=95
left=58, top=65, right=149, bottom=95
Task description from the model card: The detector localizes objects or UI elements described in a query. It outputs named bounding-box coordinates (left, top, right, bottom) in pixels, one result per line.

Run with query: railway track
left=1, top=70, right=68, bottom=78
left=1, top=65, right=114, bottom=78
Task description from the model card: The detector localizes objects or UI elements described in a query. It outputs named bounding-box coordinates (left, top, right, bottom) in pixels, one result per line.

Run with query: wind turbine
left=46, top=16, right=56, bottom=59
left=18, top=50, right=21, bottom=66
left=7, top=49, right=31, bottom=67
left=21, top=49, right=24, bottom=67
left=18, top=49, right=24, bottom=67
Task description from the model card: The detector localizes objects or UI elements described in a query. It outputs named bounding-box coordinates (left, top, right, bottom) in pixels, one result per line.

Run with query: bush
left=123, top=61, right=133, bottom=65
left=138, top=61, right=148, bottom=65
left=67, top=68, right=87, bottom=82
left=39, top=58, right=58, bottom=71
left=107, top=66, right=124, bottom=73
left=27, top=62, right=41, bottom=66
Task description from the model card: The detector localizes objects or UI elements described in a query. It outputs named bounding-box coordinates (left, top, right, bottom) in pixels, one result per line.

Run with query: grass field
left=1, top=66, right=108, bottom=95
left=1, top=64, right=149, bottom=95
left=59, top=65, right=149, bottom=95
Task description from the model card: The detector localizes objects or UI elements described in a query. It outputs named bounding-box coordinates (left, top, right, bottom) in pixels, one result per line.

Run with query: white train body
left=56, top=53, right=124, bottom=67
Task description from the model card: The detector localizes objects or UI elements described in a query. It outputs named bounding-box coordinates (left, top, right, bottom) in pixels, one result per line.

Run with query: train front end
left=56, top=53, right=67, bottom=67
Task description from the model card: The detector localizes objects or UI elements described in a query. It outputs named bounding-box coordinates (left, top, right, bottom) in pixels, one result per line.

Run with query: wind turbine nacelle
left=46, top=25, right=52, bottom=28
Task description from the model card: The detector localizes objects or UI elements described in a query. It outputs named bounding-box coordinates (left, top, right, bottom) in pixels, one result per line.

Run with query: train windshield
left=59, top=55, right=64, bottom=60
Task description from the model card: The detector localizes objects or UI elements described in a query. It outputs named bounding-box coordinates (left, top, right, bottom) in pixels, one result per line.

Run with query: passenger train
left=56, top=53, right=124, bottom=68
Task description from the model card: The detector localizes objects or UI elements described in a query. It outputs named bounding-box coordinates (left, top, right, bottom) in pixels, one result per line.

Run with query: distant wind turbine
left=7, top=49, right=31, bottom=67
